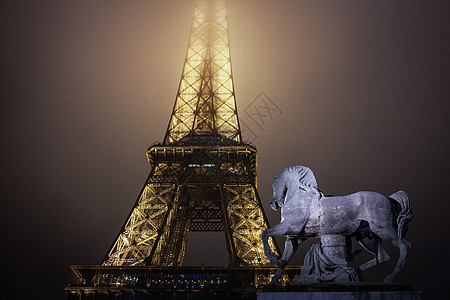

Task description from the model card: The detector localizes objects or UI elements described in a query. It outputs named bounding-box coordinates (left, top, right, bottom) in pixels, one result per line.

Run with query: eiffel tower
left=102, top=0, right=278, bottom=268
left=66, top=1, right=303, bottom=298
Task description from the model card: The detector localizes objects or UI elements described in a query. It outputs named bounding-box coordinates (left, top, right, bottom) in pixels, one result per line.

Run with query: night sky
left=2, top=1, right=449, bottom=299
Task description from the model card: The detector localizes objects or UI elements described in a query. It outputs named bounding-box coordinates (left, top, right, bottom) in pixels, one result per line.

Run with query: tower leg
left=103, top=182, right=179, bottom=266
left=222, top=184, right=277, bottom=266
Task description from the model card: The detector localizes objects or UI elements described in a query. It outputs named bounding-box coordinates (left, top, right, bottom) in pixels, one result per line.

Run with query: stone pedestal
left=321, top=234, right=347, bottom=266
left=259, top=284, right=423, bottom=300
left=258, top=291, right=423, bottom=299
left=292, top=235, right=358, bottom=284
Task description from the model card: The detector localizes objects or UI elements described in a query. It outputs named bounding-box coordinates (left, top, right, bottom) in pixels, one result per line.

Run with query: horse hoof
left=356, top=268, right=364, bottom=282
left=383, top=275, right=395, bottom=284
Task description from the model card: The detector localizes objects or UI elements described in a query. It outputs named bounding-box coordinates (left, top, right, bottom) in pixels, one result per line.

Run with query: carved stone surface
left=261, top=166, right=413, bottom=285
left=294, top=237, right=359, bottom=284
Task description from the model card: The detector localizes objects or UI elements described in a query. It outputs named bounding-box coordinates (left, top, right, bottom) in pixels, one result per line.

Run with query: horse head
left=270, top=166, right=322, bottom=211
left=270, top=174, right=286, bottom=211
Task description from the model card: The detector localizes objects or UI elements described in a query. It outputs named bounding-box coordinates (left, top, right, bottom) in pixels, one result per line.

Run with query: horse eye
left=299, top=187, right=306, bottom=191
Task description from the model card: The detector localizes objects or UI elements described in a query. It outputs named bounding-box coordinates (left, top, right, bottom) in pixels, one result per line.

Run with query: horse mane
left=283, top=166, right=322, bottom=199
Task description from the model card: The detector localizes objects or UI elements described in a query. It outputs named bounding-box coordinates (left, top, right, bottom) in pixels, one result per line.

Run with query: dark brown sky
left=2, top=0, right=449, bottom=299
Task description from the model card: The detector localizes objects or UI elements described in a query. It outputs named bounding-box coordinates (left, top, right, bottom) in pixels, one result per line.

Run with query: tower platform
left=66, top=265, right=301, bottom=300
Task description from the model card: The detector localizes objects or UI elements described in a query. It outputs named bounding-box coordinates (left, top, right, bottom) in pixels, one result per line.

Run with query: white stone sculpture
left=261, top=166, right=413, bottom=285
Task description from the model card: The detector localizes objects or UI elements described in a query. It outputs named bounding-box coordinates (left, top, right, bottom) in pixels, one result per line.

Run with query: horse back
left=323, top=191, right=391, bottom=210
left=318, top=191, right=393, bottom=234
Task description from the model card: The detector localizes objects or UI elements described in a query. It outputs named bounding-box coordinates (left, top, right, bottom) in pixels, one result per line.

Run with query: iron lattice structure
left=102, top=0, right=278, bottom=268
left=164, top=0, right=240, bottom=145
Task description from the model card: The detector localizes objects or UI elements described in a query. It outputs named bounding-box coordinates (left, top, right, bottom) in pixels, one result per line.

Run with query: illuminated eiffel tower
left=66, top=1, right=302, bottom=298
left=102, top=0, right=278, bottom=268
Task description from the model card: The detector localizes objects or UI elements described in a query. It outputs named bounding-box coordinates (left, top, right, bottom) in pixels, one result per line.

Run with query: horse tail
left=389, top=191, right=413, bottom=239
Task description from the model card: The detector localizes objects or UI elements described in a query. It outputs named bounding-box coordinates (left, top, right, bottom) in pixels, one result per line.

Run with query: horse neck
left=284, top=177, right=312, bottom=208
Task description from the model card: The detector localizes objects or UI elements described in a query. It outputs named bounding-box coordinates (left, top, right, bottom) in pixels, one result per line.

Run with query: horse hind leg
left=384, top=238, right=412, bottom=283
left=357, top=237, right=390, bottom=275
left=370, top=227, right=412, bottom=283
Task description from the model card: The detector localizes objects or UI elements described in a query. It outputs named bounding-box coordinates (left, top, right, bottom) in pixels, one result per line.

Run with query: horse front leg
left=261, top=223, right=290, bottom=266
left=269, top=236, right=302, bottom=285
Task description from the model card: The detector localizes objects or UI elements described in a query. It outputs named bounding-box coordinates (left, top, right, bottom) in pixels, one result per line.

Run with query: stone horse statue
left=261, top=166, right=413, bottom=284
